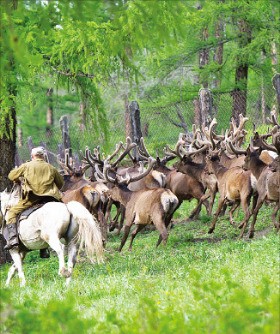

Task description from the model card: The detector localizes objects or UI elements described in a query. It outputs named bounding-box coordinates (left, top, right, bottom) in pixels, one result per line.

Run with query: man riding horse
left=4, top=147, right=64, bottom=254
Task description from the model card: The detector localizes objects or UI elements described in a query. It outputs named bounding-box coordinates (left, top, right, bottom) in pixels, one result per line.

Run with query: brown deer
left=205, top=151, right=254, bottom=237
left=58, top=148, right=109, bottom=243
left=242, top=144, right=279, bottom=238
left=62, top=184, right=101, bottom=213
left=102, top=157, right=179, bottom=251
left=138, top=137, right=210, bottom=220
left=87, top=138, right=166, bottom=234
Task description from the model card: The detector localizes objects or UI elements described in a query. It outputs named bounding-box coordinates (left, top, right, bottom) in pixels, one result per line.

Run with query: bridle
left=0, top=183, right=18, bottom=233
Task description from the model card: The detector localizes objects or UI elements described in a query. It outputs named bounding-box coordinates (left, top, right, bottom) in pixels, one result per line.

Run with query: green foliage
left=1, top=0, right=279, bottom=142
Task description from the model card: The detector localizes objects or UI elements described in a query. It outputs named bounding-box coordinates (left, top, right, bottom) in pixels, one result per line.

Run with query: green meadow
left=0, top=203, right=279, bottom=334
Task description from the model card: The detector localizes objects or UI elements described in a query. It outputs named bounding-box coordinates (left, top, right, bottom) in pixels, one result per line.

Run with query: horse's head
left=0, top=185, right=21, bottom=216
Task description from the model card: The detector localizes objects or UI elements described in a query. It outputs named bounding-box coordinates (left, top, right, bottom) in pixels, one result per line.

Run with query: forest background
left=0, top=0, right=279, bottom=191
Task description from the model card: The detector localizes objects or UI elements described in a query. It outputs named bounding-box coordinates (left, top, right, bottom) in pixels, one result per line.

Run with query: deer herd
left=57, top=112, right=280, bottom=251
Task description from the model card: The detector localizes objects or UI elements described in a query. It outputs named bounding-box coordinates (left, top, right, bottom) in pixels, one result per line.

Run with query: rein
left=0, top=183, right=18, bottom=233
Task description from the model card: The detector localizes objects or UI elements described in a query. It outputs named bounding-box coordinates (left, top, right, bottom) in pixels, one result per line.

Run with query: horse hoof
left=60, top=268, right=71, bottom=278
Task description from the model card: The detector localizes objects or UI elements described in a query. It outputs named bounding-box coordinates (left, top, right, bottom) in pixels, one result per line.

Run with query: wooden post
left=46, top=88, right=54, bottom=139
left=199, top=88, right=213, bottom=127
left=60, top=115, right=71, bottom=151
left=125, top=101, right=143, bottom=160
left=272, top=73, right=280, bottom=113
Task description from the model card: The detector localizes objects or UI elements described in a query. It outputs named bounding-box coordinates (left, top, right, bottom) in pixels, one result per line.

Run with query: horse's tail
left=66, top=201, right=104, bottom=264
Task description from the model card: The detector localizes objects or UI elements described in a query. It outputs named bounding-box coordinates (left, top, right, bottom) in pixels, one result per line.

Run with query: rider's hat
left=31, top=146, right=45, bottom=156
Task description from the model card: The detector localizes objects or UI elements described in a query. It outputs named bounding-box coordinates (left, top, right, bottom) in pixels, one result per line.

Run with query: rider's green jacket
left=8, top=158, right=64, bottom=201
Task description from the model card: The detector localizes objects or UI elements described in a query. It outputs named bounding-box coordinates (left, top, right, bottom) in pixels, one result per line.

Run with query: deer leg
left=118, top=225, right=131, bottom=252
left=229, top=201, right=240, bottom=226
left=128, top=224, right=146, bottom=251
left=109, top=204, right=121, bottom=232
left=156, top=227, right=168, bottom=247
left=248, top=197, right=265, bottom=239
left=208, top=190, right=217, bottom=216
left=188, top=197, right=209, bottom=220
left=208, top=198, right=226, bottom=234
left=239, top=196, right=253, bottom=238
left=117, top=206, right=126, bottom=235
left=271, top=202, right=280, bottom=230
left=153, top=216, right=169, bottom=247
left=251, top=193, right=258, bottom=214
left=199, top=192, right=212, bottom=215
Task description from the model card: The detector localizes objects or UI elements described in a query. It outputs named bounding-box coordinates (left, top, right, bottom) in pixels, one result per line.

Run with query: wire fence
left=16, top=87, right=278, bottom=167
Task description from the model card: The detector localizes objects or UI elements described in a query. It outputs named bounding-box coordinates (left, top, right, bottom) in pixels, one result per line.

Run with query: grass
left=0, top=202, right=279, bottom=334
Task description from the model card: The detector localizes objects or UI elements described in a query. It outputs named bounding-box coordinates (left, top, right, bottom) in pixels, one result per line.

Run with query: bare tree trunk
left=0, top=0, right=18, bottom=262
left=213, top=19, right=224, bottom=89
left=79, top=101, right=86, bottom=131
left=261, top=51, right=268, bottom=124
left=193, top=98, right=201, bottom=128
left=199, top=26, right=209, bottom=89
left=0, top=86, right=16, bottom=265
left=231, top=19, right=251, bottom=125
left=46, top=88, right=53, bottom=139
left=199, top=88, right=212, bottom=126
left=231, top=64, right=248, bottom=124
left=193, top=3, right=210, bottom=128
left=17, top=121, right=23, bottom=148
left=60, top=115, right=71, bottom=151
left=272, top=74, right=280, bottom=113
left=125, top=101, right=143, bottom=160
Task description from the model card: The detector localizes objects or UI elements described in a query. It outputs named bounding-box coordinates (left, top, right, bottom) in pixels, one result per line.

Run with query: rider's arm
left=54, top=170, right=64, bottom=190
left=8, top=164, right=26, bottom=182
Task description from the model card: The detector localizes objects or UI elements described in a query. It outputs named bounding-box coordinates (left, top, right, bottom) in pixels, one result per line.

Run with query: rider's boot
left=4, top=223, right=19, bottom=250
left=40, top=248, right=50, bottom=258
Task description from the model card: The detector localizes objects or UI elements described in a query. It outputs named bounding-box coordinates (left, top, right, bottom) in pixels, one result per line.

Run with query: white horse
left=0, top=186, right=104, bottom=287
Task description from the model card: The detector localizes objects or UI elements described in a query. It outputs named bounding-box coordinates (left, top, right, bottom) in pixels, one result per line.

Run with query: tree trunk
left=79, top=101, right=86, bottom=131
left=199, top=88, right=212, bottom=126
left=125, top=101, right=143, bottom=160
left=272, top=74, right=280, bottom=113
left=213, top=1, right=224, bottom=90
left=46, top=88, right=54, bottom=139
left=231, top=64, right=248, bottom=125
left=231, top=19, right=251, bottom=125
left=60, top=115, right=71, bottom=151
left=193, top=98, right=201, bottom=128
left=0, top=99, right=16, bottom=266
left=193, top=3, right=210, bottom=128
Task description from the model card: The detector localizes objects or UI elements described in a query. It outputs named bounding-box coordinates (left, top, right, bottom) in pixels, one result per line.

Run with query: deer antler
left=110, top=137, right=137, bottom=168
left=82, top=146, right=104, bottom=168
left=57, top=149, right=75, bottom=174
left=102, top=157, right=156, bottom=185
left=266, top=110, right=279, bottom=127
left=226, top=140, right=247, bottom=156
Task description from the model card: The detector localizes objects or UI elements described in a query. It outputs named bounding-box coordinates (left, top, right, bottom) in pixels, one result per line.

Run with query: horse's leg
left=7, top=250, right=27, bottom=287
left=65, top=241, right=77, bottom=286
left=6, top=263, right=18, bottom=286
left=48, top=238, right=71, bottom=278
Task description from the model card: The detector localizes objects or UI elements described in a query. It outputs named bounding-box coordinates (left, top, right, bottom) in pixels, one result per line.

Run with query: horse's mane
left=0, top=184, right=21, bottom=211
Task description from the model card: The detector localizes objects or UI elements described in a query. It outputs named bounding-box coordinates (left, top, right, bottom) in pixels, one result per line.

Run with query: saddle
left=17, top=197, right=60, bottom=224
left=17, top=204, right=45, bottom=223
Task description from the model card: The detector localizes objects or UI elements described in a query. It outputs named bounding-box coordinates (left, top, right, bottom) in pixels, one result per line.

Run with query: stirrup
left=4, top=243, right=19, bottom=251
